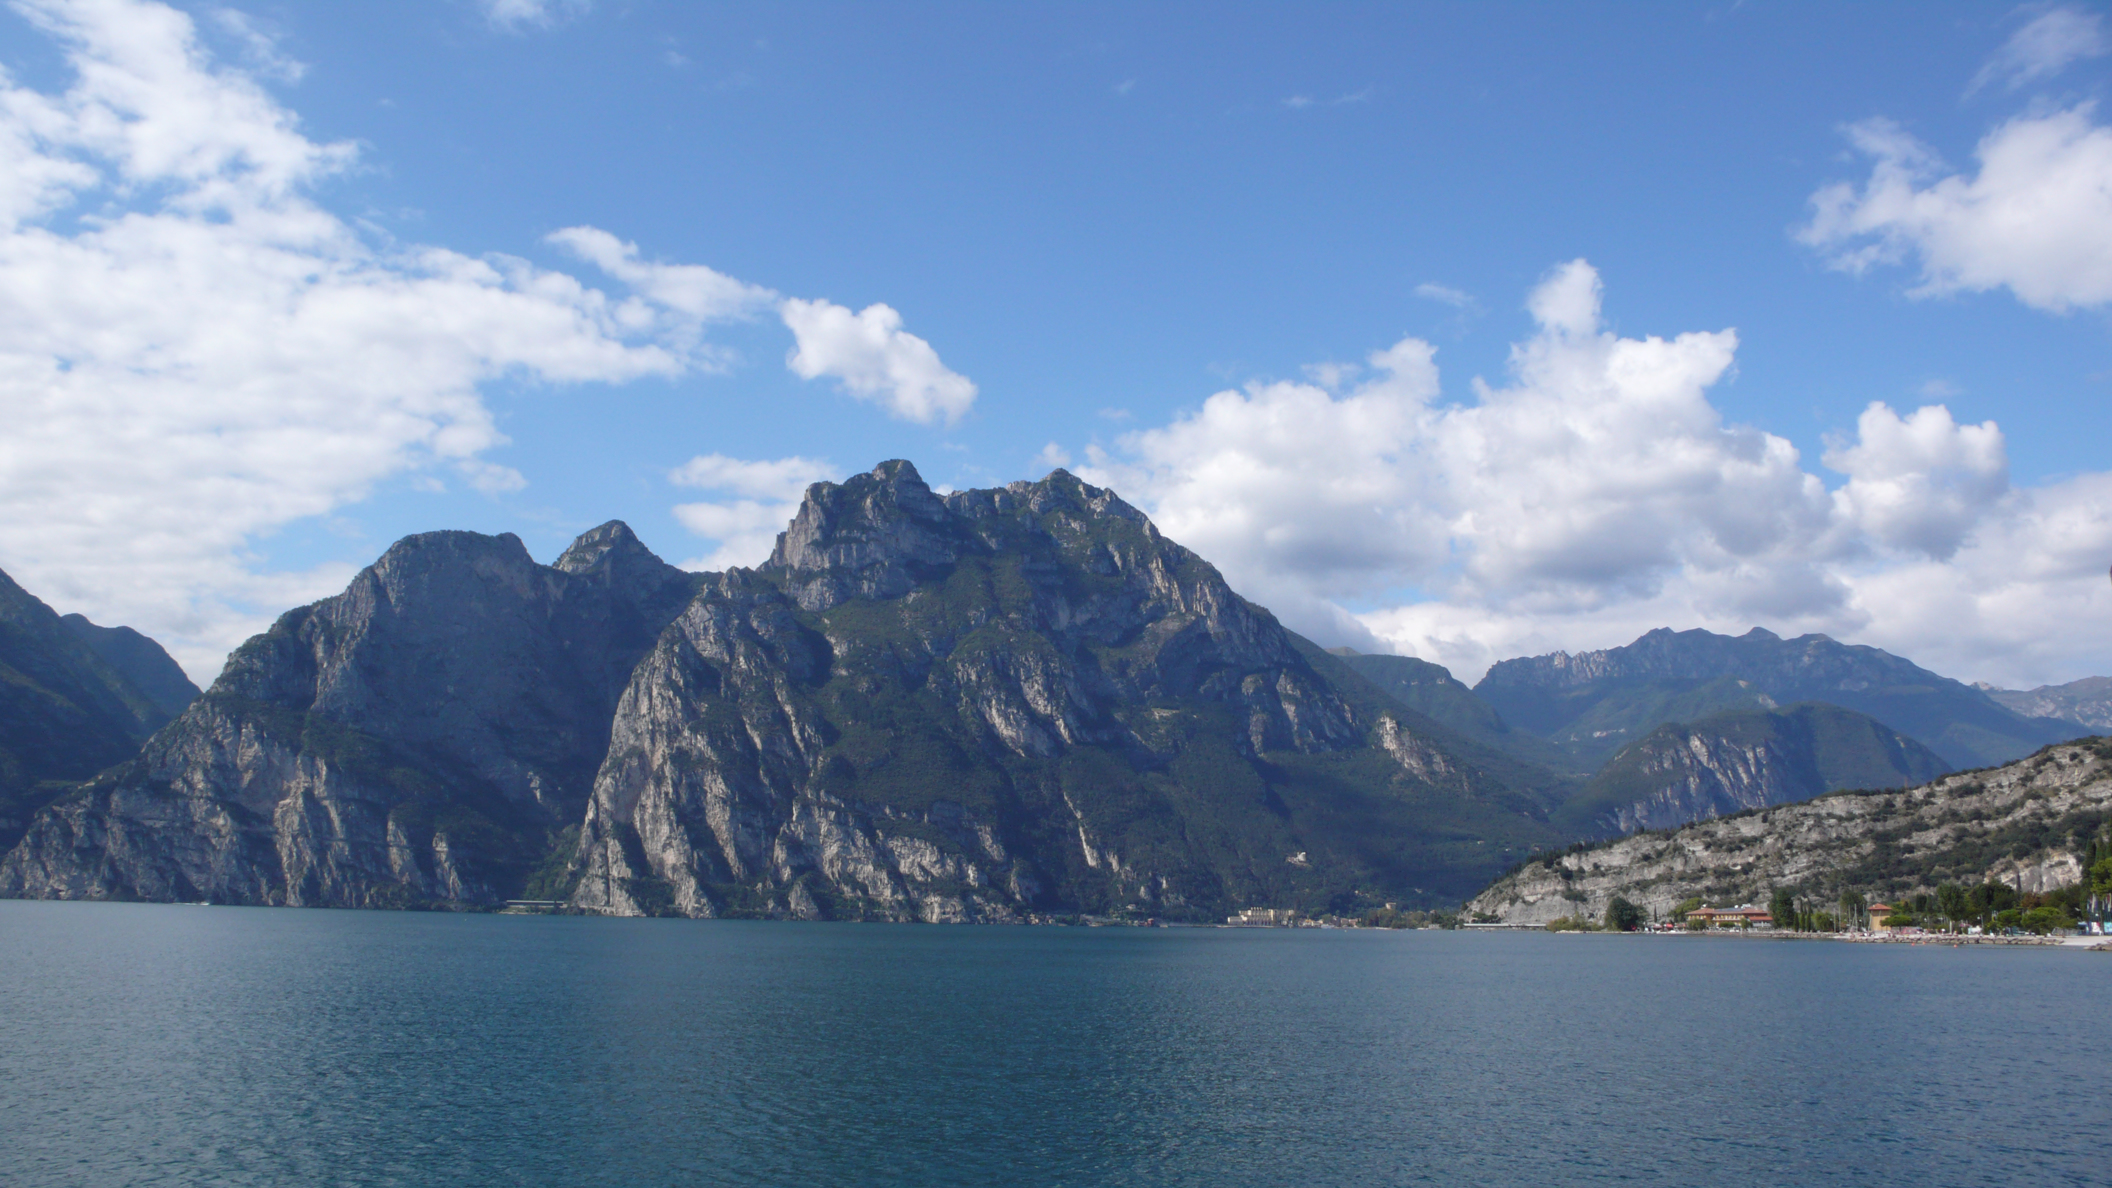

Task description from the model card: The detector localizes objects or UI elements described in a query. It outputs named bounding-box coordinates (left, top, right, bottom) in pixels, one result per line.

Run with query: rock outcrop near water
left=1466, top=737, right=2112, bottom=925
left=1551, top=703, right=1949, bottom=839
left=0, top=568, right=198, bottom=852
left=1474, top=626, right=2082, bottom=770
left=1, top=463, right=1559, bottom=917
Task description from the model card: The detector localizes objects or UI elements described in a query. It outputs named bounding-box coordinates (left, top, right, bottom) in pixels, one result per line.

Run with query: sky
left=0, top=0, right=2109, bottom=691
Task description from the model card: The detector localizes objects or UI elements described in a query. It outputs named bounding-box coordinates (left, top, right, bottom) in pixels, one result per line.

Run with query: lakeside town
left=1218, top=895, right=2112, bottom=948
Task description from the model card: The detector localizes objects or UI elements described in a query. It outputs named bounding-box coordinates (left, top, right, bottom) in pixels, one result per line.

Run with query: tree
left=1936, top=883, right=1968, bottom=930
left=2020, top=906, right=2073, bottom=935
left=1605, top=896, right=1643, bottom=932
left=1769, top=887, right=1798, bottom=932
left=1839, top=890, right=1867, bottom=929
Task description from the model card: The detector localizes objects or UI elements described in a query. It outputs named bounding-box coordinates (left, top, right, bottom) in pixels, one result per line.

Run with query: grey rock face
left=1555, top=703, right=1951, bottom=838
left=565, top=463, right=1398, bottom=921
left=1467, top=738, right=2111, bottom=926
left=0, top=523, right=700, bottom=906
left=1984, top=676, right=2112, bottom=732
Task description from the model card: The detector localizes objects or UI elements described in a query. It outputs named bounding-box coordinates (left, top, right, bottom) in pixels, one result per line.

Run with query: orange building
left=1685, top=905, right=1774, bottom=928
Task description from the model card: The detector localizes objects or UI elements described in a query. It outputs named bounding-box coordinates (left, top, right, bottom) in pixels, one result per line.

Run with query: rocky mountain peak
left=766, top=459, right=963, bottom=610
left=553, top=520, right=651, bottom=575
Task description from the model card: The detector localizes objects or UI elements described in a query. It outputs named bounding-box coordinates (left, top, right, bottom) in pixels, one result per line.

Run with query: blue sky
left=0, top=0, right=2108, bottom=688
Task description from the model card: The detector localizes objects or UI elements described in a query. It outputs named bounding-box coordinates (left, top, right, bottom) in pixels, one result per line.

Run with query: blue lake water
left=1, top=902, right=2105, bottom=1187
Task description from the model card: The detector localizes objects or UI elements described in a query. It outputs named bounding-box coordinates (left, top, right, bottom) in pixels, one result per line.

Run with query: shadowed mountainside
left=0, top=569, right=198, bottom=852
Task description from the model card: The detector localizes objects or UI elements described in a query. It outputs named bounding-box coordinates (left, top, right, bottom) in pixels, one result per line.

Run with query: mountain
left=1, top=524, right=701, bottom=907
left=58, top=614, right=199, bottom=724
left=1, top=463, right=1563, bottom=917
left=1467, top=736, right=2112, bottom=926
left=1474, top=627, right=2083, bottom=770
left=1983, top=677, right=2112, bottom=733
left=0, top=568, right=199, bottom=852
left=563, top=463, right=1560, bottom=919
left=1332, top=650, right=1581, bottom=774
left=1550, top=702, right=1950, bottom=839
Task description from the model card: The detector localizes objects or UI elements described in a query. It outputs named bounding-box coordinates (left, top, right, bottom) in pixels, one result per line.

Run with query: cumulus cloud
left=1079, top=261, right=2112, bottom=687
left=782, top=298, right=978, bottom=425
left=1825, top=402, right=2008, bottom=560
left=0, top=0, right=772, bottom=680
left=1799, top=107, right=2112, bottom=312
left=668, top=452, right=835, bottom=571
left=1969, top=5, right=2109, bottom=95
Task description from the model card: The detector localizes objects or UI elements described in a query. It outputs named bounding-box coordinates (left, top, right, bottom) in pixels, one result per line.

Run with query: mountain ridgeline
left=1473, top=626, right=2078, bottom=771
left=0, top=461, right=2097, bottom=918
left=0, top=463, right=1565, bottom=918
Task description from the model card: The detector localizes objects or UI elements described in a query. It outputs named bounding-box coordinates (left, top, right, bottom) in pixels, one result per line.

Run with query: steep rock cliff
left=565, top=463, right=1555, bottom=920
left=0, top=524, right=698, bottom=906
left=1552, top=703, right=1950, bottom=838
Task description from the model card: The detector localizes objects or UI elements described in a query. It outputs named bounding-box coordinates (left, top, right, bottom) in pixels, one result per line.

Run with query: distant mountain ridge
left=0, top=568, right=199, bottom=853
left=1474, top=626, right=2080, bottom=770
left=1552, top=702, right=1949, bottom=838
left=1983, top=677, right=2112, bottom=732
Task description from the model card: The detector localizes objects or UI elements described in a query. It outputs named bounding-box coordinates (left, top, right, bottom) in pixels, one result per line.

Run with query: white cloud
left=0, top=0, right=770, bottom=681
left=1413, top=282, right=1476, bottom=309
left=1969, top=5, right=2109, bottom=95
left=782, top=298, right=978, bottom=425
left=549, top=226, right=777, bottom=323
left=668, top=452, right=835, bottom=571
left=1078, top=261, right=2112, bottom=688
left=209, top=9, right=304, bottom=84
left=1825, top=402, right=2008, bottom=560
left=1799, top=107, right=2112, bottom=312
left=480, top=0, right=590, bottom=33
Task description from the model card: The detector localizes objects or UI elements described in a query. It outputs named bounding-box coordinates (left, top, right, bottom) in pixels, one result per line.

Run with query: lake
left=2, top=901, right=2104, bottom=1186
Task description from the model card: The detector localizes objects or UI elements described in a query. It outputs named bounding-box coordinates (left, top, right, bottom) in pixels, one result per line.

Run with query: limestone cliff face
left=0, top=524, right=698, bottom=906
left=1467, top=737, right=2112, bottom=925
left=1552, top=703, right=1951, bottom=839
left=566, top=463, right=1403, bottom=921
left=1986, top=677, right=2112, bottom=732
left=1594, top=731, right=1806, bottom=836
